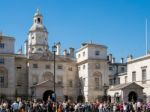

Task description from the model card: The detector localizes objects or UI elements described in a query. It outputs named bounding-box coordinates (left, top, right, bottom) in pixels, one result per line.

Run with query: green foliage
left=0, top=94, right=7, bottom=100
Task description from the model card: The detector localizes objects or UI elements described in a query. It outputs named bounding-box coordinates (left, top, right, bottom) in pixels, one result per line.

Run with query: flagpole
left=146, top=18, right=148, bottom=55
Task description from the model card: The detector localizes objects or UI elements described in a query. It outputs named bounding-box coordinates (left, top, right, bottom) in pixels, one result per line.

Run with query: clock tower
left=27, top=9, right=49, bottom=55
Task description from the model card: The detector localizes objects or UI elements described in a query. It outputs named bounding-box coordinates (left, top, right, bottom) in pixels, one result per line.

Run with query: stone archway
left=128, top=91, right=138, bottom=102
left=43, top=90, right=54, bottom=101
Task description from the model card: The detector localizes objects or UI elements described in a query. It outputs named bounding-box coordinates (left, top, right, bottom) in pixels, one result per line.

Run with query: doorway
left=128, top=91, right=138, bottom=102
left=43, top=90, right=54, bottom=101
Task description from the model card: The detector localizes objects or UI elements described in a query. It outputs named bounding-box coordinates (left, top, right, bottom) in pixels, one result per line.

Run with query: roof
left=31, top=80, right=62, bottom=88
left=118, top=72, right=127, bottom=76
left=109, top=82, right=144, bottom=91
left=127, top=54, right=150, bottom=64
left=77, top=42, right=107, bottom=52
left=29, top=24, right=47, bottom=32
left=0, top=35, right=15, bottom=40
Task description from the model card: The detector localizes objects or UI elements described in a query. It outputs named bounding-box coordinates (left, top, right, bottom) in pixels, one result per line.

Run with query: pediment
left=32, top=80, right=62, bottom=88
left=123, top=82, right=144, bottom=90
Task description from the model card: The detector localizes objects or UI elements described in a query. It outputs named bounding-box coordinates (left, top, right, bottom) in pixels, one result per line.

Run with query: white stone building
left=117, top=54, right=150, bottom=102
left=108, top=54, right=150, bottom=102
left=2, top=9, right=146, bottom=103
left=0, top=10, right=79, bottom=101
left=76, top=43, right=109, bottom=102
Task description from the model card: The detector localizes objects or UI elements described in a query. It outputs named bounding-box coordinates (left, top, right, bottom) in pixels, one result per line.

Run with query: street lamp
left=103, top=83, right=109, bottom=101
left=52, top=44, right=57, bottom=102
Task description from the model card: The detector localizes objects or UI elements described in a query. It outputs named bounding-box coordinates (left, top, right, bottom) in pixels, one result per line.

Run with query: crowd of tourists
left=1, top=98, right=150, bottom=112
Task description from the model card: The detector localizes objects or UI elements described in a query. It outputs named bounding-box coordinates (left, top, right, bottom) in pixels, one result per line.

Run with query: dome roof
left=29, top=24, right=47, bottom=32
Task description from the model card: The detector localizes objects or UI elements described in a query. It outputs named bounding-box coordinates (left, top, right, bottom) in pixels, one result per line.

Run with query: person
left=123, top=102, right=127, bottom=112
left=11, top=101, right=19, bottom=112
left=98, top=102, right=103, bottom=112
left=137, top=101, right=141, bottom=112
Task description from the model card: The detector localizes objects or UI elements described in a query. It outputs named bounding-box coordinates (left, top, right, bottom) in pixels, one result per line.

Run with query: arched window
left=0, top=67, right=8, bottom=88
left=93, top=72, right=102, bottom=90
left=32, top=75, right=38, bottom=85
left=37, top=18, right=40, bottom=23
left=43, top=72, right=53, bottom=81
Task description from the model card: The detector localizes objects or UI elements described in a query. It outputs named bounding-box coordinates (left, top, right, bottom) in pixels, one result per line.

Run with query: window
left=132, top=71, right=136, bottom=82
left=45, top=65, right=50, bottom=69
left=95, top=78, right=100, bottom=89
left=95, top=51, right=100, bottom=55
left=0, top=58, right=4, bottom=64
left=0, top=43, right=4, bottom=48
left=95, top=63, right=100, bottom=69
left=32, top=36, right=34, bottom=39
left=69, top=80, right=73, bottom=87
left=38, top=18, right=40, bottom=23
left=117, top=78, right=120, bottom=84
left=33, top=64, right=38, bottom=68
left=16, top=65, right=22, bottom=69
left=32, top=75, right=38, bottom=85
left=58, top=65, right=63, bottom=69
left=38, top=48, right=42, bottom=51
left=68, top=67, right=73, bottom=71
left=57, top=76, right=63, bottom=85
left=83, top=65, right=85, bottom=69
left=125, top=76, right=128, bottom=83
left=83, top=51, right=85, bottom=57
left=109, top=67, right=113, bottom=71
left=142, top=69, right=146, bottom=84
left=0, top=76, right=4, bottom=87
left=0, top=68, right=7, bottom=88
left=43, top=74, right=51, bottom=81
left=109, top=79, right=113, bottom=85
left=121, top=67, right=125, bottom=72
left=78, top=54, right=80, bottom=58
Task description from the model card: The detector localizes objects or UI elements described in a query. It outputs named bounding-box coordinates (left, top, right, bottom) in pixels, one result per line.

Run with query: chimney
left=120, top=57, right=124, bottom=63
left=63, top=49, right=67, bottom=56
left=127, top=55, right=133, bottom=62
left=56, top=42, right=61, bottom=55
left=108, top=54, right=112, bottom=62
left=69, top=47, right=74, bottom=58
left=24, top=40, right=28, bottom=56
left=112, top=57, right=115, bottom=63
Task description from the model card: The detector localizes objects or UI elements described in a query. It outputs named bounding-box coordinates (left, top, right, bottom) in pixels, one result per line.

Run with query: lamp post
left=103, top=83, right=109, bottom=101
left=52, top=44, right=57, bottom=102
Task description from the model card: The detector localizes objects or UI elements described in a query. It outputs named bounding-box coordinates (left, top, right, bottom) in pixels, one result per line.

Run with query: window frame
left=0, top=43, right=4, bottom=48
left=0, top=58, right=4, bottom=64
left=132, top=71, right=136, bottom=82
left=95, top=51, right=100, bottom=56
left=142, top=69, right=146, bottom=84
left=33, top=64, right=38, bottom=68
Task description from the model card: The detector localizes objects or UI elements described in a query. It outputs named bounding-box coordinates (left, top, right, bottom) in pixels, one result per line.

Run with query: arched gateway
left=128, top=91, right=138, bottom=102
left=43, top=90, right=54, bottom=101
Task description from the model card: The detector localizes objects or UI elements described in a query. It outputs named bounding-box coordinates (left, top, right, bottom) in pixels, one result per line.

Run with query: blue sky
left=0, top=0, right=150, bottom=62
